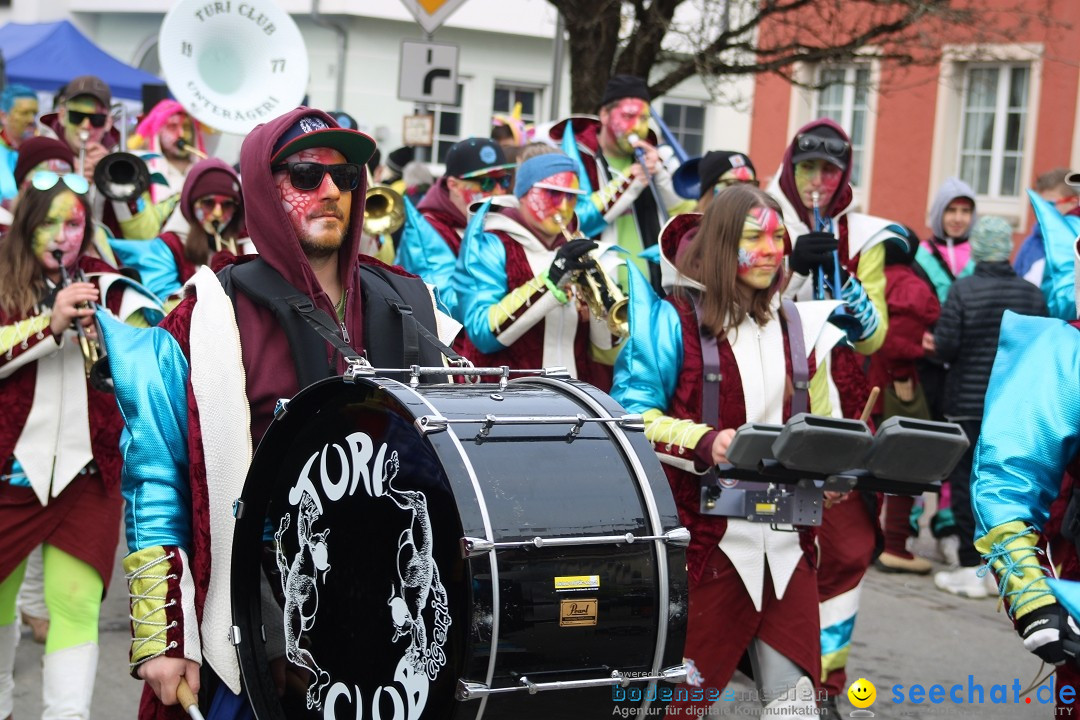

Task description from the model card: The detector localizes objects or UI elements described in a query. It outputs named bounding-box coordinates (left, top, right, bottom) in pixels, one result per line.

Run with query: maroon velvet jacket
left=416, top=178, right=467, bottom=255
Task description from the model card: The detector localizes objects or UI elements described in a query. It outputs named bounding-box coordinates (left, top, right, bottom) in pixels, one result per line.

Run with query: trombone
left=554, top=215, right=629, bottom=338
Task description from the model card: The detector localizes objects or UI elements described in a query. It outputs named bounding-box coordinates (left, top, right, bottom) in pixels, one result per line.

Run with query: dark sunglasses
left=66, top=108, right=108, bottom=129
left=796, top=133, right=849, bottom=158
left=471, top=174, right=513, bottom=193
left=271, top=162, right=361, bottom=192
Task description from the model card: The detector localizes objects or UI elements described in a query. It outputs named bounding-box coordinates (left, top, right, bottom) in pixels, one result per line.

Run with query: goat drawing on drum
left=275, top=491, right=332, bottom=710
left=383, top=450, right=452, bottom=683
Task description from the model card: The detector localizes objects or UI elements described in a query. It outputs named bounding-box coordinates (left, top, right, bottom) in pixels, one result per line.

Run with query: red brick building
left=747, top=1, right=1080, bottom=244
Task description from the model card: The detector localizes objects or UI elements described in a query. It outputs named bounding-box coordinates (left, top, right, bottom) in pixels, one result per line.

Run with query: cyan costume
left=971, top=311, right=1080, bottom=716
left=452, top=196, right=625, bottom=389
left=611, top=212, right=845, bottom=714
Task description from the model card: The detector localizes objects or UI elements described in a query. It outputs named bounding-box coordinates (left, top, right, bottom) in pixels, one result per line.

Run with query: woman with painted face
left=453, top=152, right=628, bottom=389
left=109, top=158, right=250, bottom=311
left=0, top=173, right=162, bottom=720
left=612, top=185, right=847, bottom=717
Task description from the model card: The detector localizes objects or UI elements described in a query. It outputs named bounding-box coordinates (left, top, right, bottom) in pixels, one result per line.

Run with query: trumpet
left=554, top=215, right=629, bottom=338
left=53, top=251, right=113, bottom=393
left=364, top=185, right=405, bottom=236
left=176, top=138, right=208, bottom=160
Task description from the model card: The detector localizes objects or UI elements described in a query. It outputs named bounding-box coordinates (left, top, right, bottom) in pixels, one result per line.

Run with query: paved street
left=10, top=540, right=1053, bottom=719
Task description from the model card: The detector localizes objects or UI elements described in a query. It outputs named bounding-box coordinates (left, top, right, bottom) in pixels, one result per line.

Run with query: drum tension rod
left=456, top=664, right=689, bottom=700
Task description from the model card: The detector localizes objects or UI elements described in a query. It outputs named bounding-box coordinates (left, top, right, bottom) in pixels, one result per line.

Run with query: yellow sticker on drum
left=554, top=575, right=600, bottom=591
left=560, top=598, right=598, bottom=627
left=755, top=502, right=777, bottom=514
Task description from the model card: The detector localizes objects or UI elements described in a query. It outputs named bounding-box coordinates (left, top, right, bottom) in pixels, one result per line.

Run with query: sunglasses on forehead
left=31, top=171, right=89, bottom=195
left=66, top=108, right=108, bottom=129
left=796, top=133, right=849, bottom=158
left=271, top=162, right=362, bottom=192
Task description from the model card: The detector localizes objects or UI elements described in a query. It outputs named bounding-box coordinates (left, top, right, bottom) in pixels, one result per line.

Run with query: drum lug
left=343, top=356, right=375, bottom=383
left=460, top=536, right=494, bottom=557
left=232, top=499, right=245, bottom=519
left=541, top=366, right=571, bottom=378
left=229, top=625, right=241, bottom=646
left=661, top=663, right=689, bottom=684
left=456, top=680, right=490, bottom=700
left=415, top=415, right=449, bottom=434
left=664, top=527, right=691, bottom=547
left=273, top=398, right=289, bottom=419
left=618, top=414, right=646, bottom=431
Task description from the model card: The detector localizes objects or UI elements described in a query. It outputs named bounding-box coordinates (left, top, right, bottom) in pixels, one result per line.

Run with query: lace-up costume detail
left=125, top=550, right=178, bottom=666
left=983, top=527, right=1055, bottom=617
left=0, top=312, right=50, bottom=362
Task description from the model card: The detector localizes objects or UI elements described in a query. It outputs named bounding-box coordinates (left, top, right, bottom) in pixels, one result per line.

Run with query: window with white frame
left=493, top=84, right=541, bottom=125
left=814, top=65, right=871, bottom=187
left=958, top=64, right=1030, bottom=198
left=660, top=102, right=705, bottom=157
left=427, top=83, right=465, bottom=164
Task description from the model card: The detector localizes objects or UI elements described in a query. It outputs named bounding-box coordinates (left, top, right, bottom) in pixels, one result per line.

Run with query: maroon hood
left=179, top=157, right=245, bottom=236
left=777, top=118, right=854, bottom=229
left=659, top=212, right=701, bottom=270
left=417, top=177, right=466, bottom=229
left=238, top=106, right=368, bottom=330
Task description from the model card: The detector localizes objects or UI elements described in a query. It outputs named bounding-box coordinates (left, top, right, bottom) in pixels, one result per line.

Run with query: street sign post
left=397, top=40, right=459, bottom=106
left=398, top=0, right=470, bottom=35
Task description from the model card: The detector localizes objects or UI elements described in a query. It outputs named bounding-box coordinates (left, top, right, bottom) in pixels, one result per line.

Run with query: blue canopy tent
left=0, top=20, right=162, bottom=100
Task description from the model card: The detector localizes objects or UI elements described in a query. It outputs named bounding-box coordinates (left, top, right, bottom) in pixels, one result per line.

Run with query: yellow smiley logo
left=847, top=677, right=877, bottom=709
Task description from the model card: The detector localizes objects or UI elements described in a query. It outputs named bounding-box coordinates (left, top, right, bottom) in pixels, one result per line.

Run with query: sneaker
left=875, top=551, right=933, bottom=575
left=934, top=565, right=989, bottom=599
left=939, top=535, right=960, bottom=567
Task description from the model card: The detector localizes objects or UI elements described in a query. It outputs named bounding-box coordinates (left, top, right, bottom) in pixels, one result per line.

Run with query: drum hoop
left=511, top=375, right=671, bottom=713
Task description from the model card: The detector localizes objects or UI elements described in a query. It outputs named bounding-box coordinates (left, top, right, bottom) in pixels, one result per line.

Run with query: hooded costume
left=767, top=118, right=900, bottom=700
left=550, top=112, right=695, bottom=293
left=395, top=178, right=469, bottom=315
left=99, top=107, right=456, bottom=720
left=452, top=195, right=622, bottom=389
left=916, top=177, right=978, bottom=303
left=611, top=212, right=846, bottom=713
left=0, top=253, right=163, bottom=720
left=110, top=158, right=252, bottom=307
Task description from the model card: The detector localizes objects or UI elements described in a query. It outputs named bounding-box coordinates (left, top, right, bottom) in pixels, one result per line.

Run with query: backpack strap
left=781, top=298, right=810, bottom=416
left=219, top=259, right=358, bottom=390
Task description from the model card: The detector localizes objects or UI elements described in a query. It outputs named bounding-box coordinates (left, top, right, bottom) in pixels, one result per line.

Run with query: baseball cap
left=791, top=125, right=849, bottom=171
left=444, top=137, right=514, bottom=179
left=64, top=75, right=111, bottom=108
left=270, top=113, right=376, bottom=166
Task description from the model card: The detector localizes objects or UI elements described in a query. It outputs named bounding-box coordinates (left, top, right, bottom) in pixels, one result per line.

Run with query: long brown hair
left=0, top=182, right=94, bottom=316
left=675, top=184, right=784, bottom=336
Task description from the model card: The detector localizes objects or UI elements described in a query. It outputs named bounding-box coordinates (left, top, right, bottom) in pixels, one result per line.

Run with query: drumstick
left=860, top=386, right=881, bottom=424
left=177, top=677, right=206, bottom=720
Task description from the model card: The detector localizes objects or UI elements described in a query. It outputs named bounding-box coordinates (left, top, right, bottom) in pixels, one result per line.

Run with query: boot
left=0, top=623, right=16, bottom=720
left=763, top=676, right=819, bottom=719
left=42, top=642, right=98, bottom=720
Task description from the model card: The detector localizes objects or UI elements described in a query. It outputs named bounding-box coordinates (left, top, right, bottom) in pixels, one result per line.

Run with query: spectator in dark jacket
left=868, top=230, right=941, bottom=574
left=929, top=216, right=1047, bottom=598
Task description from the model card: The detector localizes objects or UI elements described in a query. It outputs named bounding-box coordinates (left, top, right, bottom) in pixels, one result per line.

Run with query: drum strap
left=781, top=298, right=809, bottom=416
left=688, top=291, right=722, bottom=429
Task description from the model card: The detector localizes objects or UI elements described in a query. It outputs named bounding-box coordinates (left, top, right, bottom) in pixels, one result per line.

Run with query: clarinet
left=627, top=133, right=669, bottom=223
left=52, top=251, right=113, bottom=393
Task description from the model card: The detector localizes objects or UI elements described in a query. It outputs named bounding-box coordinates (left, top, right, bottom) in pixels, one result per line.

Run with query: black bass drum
left=231, top=372, right=689, bottom=720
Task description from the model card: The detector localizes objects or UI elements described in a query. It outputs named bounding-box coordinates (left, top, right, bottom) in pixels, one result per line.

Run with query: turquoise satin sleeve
left=972, top=311, right=1080, bottom=537
left=97, top=311, right=192, bottom=554
left=1031, top=189, right=1080, bottom=321
left=452, top=201, right=510, bottom=354
left=576, top=195, right=607, bottom=238
left=395, top=196, right=460, bottom=316
left=611, top=263, right=681, bottom=414
left=110, top=236, right=184, bottom=302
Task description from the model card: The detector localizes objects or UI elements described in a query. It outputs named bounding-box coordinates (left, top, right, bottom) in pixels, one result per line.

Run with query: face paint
left=736, top=206, right=785, bottom=290
left=276, top=147, right=353, bottom=255
left=5, top=98, right=39, bottom=143
left=794, top=159, right=844, bottom=211
left=455, top=182, right=487, bottom=209
left=521, top=171, right=579, bottom=238
left=62, top=97, right=109, bottom=148
left=33, top=191, right=86, bottom=273
left=604, top=98, right=650, bottom=154
left=160, top=112, right=195, bottom=159
left=194, top=193, right=238, bottom=235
